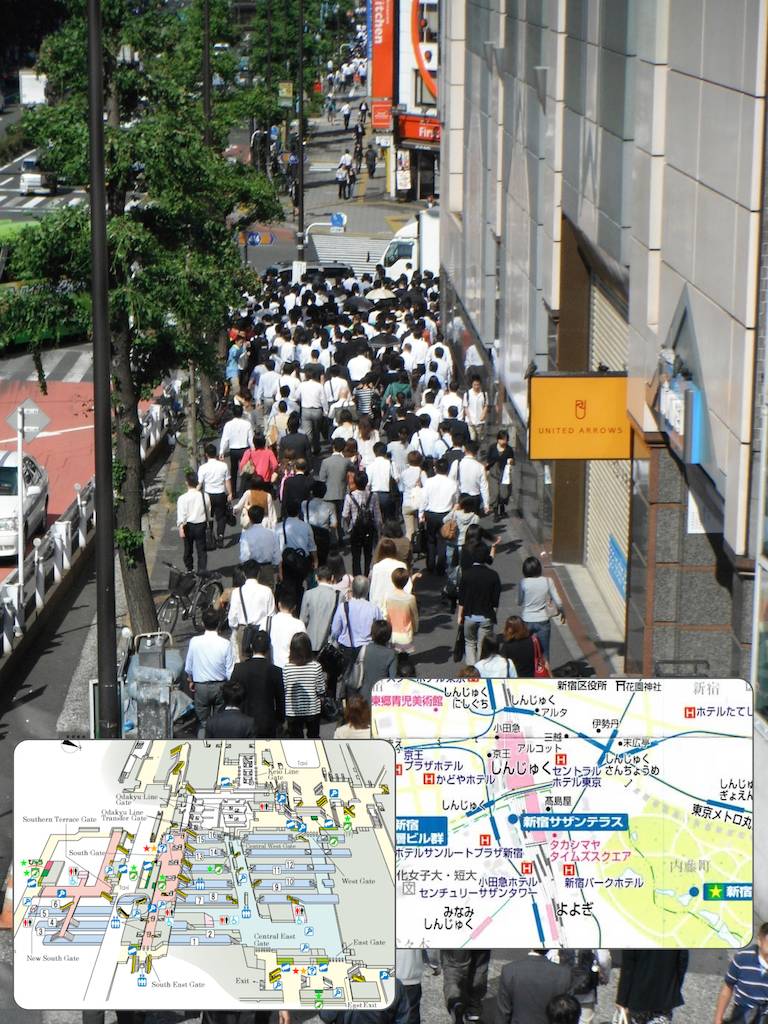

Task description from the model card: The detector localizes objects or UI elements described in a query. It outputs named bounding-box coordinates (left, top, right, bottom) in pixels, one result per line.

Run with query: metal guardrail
left=0, top=402, right=172, bottom=663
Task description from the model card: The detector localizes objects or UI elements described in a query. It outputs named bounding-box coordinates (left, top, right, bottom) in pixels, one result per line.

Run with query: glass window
left=0, top=467, right=18, bottom=496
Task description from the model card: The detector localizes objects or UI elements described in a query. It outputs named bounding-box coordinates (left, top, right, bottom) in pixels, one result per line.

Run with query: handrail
left=0, top=401, right=172, bottom=669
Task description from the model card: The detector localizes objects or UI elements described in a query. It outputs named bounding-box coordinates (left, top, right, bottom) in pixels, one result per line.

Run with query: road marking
left=0, top=177, right=13, bottom=187
left=62, top=352, right=93, bottom=383
left=0, top=148, right=36, bottom=172
left=0, top=425, right=93, bottom=445
left=21, top=196, right=47, bottom=208
left=26, top=350, right=69, bottom=380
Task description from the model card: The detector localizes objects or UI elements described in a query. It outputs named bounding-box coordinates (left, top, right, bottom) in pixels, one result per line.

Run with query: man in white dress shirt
left=298, top=371, right=328, bottom=456
left=185, top=605, right=234, bottom=735
left=219, top=404, right=254, bottom=494
left=450, top=439, right=490, bottom=515
left=197, top=443, right=232, bottom=548
left=176, top=471, right=210, bottom=572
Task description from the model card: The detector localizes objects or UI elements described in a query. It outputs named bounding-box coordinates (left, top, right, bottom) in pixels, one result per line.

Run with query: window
left=414, top=70, right=437, bottom=107
left=383, top=240, right=414, bottom=267
left=0, top=467, right=18, bottom=496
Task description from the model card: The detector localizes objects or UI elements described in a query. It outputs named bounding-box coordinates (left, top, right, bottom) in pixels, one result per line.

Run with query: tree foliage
left=0, top=0, right=283, bottom=632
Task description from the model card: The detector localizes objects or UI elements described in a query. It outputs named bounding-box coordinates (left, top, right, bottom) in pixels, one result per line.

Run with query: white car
left=0, top=451, right=49, bottom=557
left=19, top=156, right=57, bottom=196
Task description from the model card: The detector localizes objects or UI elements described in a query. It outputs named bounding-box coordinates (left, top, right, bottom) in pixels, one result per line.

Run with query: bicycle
left=156, top=561, right=224, bottom=634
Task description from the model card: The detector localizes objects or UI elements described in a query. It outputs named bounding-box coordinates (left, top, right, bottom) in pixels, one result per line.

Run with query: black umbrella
left=345, top=296, right=374, bottom=312
left=371, top=331, right=399, bottom=348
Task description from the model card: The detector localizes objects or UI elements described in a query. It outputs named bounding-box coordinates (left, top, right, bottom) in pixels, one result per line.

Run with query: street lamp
left=86, top=0, right=120, bottom=738
left=296, top=0, right=306, bottom=262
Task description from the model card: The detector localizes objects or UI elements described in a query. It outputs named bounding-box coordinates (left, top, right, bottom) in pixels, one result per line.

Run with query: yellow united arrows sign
left=528, top=373, right=631, bottom=460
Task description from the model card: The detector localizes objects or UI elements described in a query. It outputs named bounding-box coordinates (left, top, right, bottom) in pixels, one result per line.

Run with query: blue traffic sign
left=330, top=212, right=347, bottom=229
left=247, top=232, right=261, bottom=247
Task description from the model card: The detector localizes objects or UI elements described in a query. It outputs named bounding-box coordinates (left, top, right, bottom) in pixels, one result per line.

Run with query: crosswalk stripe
left=25, top=350, right=69, bottom=381
left=310, top=233, right=389, bottom=278
left=61, top=351, right=93, bottom=383
left=0, top=177, right=13, bottom=187
left=21, top=196, right=47, bottom=208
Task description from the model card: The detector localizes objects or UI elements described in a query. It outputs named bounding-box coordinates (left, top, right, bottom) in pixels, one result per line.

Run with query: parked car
left=19, top=156, right=57, bottom=196
left=0, top=451, right=49, bottom=557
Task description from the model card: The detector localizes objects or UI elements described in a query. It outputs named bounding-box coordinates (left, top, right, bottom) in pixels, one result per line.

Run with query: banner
left=395, top=149, right=412, bottom=191
left=370, top=0, right=395, bottom=102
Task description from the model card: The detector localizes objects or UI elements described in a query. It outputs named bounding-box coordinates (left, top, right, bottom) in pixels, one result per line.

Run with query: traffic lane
left=0, top=380, right=95, bottom=581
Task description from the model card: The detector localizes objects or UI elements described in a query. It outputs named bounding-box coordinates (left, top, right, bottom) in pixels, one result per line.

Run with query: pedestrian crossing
left=0, top=189, right=87, bottom=214
left=0, top=345, right=93, bottom=384
left=309, top=232, right=389, bottom=278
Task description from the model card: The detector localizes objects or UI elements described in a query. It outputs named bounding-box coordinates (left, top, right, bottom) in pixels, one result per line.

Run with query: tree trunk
left=199, top=367, right=217, bottom=427
left=111, top=317, right=159, bottom=633
left=186, top=360, right=198, bottom=469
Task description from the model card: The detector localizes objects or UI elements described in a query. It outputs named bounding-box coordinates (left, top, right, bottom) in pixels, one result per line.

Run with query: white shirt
left=368, top=455, right=393, bottom=492
left=176, top=488, right=209, bottom=527
left=400, top=466, right=427, bottom=507
left=228, top=579, right=276, bottom=629
left=421, top=475, right=458, bottom=514
left=339, top=151, right=352, bottom=167
left=411, top=337, right=429, bottom=365
left=197, top=458, right=230, bottom=494
left=347, top=354, right=372, bottom=383
left=279, top=374, right=301, bottom=401
left=439, top=391, right=465, bottom=420
left=298, top=378, right=327, bottom=411
left=410, top=427, right=441, bottom=458
left=219, top=417, right=254, bottom=454
left=450, top=455, right=490, bottom=507
left=185, top=630, right=234, bottom=682
left=416, top=403, right=440, bottom=430
left=258, top=610, right=305, bottom=669
left=254, top=369, right=280, bottom=402
left=465, top=389, right=488, bottom=425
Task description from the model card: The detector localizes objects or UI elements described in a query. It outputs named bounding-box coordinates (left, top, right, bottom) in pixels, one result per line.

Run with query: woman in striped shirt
left=282, top=632, right=326, bottom=738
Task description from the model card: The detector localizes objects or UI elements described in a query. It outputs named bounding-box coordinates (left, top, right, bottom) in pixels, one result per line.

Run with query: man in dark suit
left=229, top=630, right=285, bottom=737
left=495, top=951, right=573, bottom=1024
left=204, top=680, right=257, bottom=739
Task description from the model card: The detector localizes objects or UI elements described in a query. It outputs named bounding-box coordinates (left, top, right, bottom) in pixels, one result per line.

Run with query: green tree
left=0, top=0, right=281, bottom=634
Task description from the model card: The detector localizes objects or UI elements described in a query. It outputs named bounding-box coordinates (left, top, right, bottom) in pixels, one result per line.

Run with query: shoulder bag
left=317, top=592, right=346, bottom=678
left=531, top=634, right=551, bottom=678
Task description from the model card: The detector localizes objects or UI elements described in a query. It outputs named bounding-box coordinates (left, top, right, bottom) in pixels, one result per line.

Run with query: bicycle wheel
left=157, top=595, right=180, bottom=633
left=191, top=580, right=224, bottom=632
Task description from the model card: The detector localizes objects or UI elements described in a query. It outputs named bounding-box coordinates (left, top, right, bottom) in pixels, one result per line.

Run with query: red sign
left=371, top=0, right=395, bottom=102
left=397, top=113, right=441, bottom=145
left=562, top=863, right=576, bottom=877
left=684, top=706, right=696, bottom=718
left=521, top=861, right=533, bottom=875
left=422, top=772, right=435, bottom=785
left=395, top=763, right=403, bottom=776
left=479, top=834, right=491, bottom=847
left=555, top=753, right=567, bottom=766
left=371, top=101, right=393, bottom=130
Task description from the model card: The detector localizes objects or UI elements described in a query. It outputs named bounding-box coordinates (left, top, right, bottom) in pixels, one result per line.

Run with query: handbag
left=440, top=515, right=458, bottom=541
left=452, top=622, right=465, bottom=663
left=317, top=593, right=346, bottom=677
left=200, top=485, right=216, bottom=551
left=225, top=501, right=236, bottom=527
left=531, top=633, right=551, bottom=678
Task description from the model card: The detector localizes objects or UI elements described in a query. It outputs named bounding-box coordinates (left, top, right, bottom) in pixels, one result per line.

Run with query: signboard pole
left=16, top=407, right=24, bottom=600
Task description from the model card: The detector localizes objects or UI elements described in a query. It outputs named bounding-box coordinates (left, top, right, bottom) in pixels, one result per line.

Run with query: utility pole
left=297, top=0, right=306, bottom=261
left=86, top=0, right=120, bottom=738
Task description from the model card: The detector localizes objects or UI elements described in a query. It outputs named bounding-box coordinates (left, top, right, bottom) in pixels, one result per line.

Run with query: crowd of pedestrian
left=174, top=245, right=575, bottom=742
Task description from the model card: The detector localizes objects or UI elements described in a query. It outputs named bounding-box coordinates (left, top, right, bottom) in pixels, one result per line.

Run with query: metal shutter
left=584, top=282, right=631, bottom=629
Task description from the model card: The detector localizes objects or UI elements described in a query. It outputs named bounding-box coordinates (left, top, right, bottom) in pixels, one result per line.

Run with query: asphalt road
left=0, top=149, right=87, bottom=220
left=0, top=103, right=23, bottom=140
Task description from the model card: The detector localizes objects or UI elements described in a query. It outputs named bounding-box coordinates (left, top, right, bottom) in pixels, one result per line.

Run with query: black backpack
left=561, top=949, right=598, bottom=995
left=281, top=522, right=311, bottom=579
left=351, top=492, right=375, bottom=540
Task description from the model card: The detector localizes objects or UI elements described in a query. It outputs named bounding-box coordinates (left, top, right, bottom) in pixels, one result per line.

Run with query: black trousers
left=183, top=521, right=207, bottom=572
left=287, top=713, right=320, bottom=738
left=424, top=511, right=447, bottom=574
left=312, top=524, right=331, bottom=567
left=351, top=532, right=374, bottom=576
left=208, top=490, right=228, bottom=539
left=228, top=447, right=247, bottom=494
left=375, top=490, right=397, bottom=522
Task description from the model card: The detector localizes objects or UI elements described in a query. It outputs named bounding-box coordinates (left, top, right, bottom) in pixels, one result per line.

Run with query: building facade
left=440, top=0, right=766, bottom=917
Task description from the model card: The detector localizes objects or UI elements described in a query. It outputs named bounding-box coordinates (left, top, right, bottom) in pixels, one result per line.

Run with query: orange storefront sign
left=397, top=113, right=441, bottom=144
left=371, top=0, right=395, bottom=102
left=371, top=101, right=393, bottom=130
left=528, top=374, right=631, bottom=460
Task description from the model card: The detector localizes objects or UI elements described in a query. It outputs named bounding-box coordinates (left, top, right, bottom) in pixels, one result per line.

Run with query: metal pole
left=202, top=0, right=211, bottom=145
left=16, top=409, right=24, bottom=604
left=297, top=0, right=306, bottom=261
left=87, top=0, right=120, bottom=738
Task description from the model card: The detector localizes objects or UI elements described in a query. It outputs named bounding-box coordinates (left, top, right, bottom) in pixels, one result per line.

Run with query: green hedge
left=0, top=122, right=31, bottom=167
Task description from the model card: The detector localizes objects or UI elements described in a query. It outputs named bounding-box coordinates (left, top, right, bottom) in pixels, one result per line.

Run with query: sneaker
left=450, top=1002, right=464, bottom=1024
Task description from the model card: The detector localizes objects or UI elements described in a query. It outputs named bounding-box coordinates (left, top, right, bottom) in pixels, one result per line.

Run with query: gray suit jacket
left=496, top=956, right=573, bottom=1024
left=300, top=584, right=342, bottom=652
left=319, top=453, right=351, bottom=502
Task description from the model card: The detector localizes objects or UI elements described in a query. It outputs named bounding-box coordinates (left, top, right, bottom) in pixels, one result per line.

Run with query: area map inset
left=14, top=740, right=395, bottom=1010
left=371, top=677, right=753, bottom=949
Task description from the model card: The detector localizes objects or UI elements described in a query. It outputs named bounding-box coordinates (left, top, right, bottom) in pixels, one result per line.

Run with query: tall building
left=370, top=0, right=441, bottom=198
left=439, top=0, right=766, bottom=916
